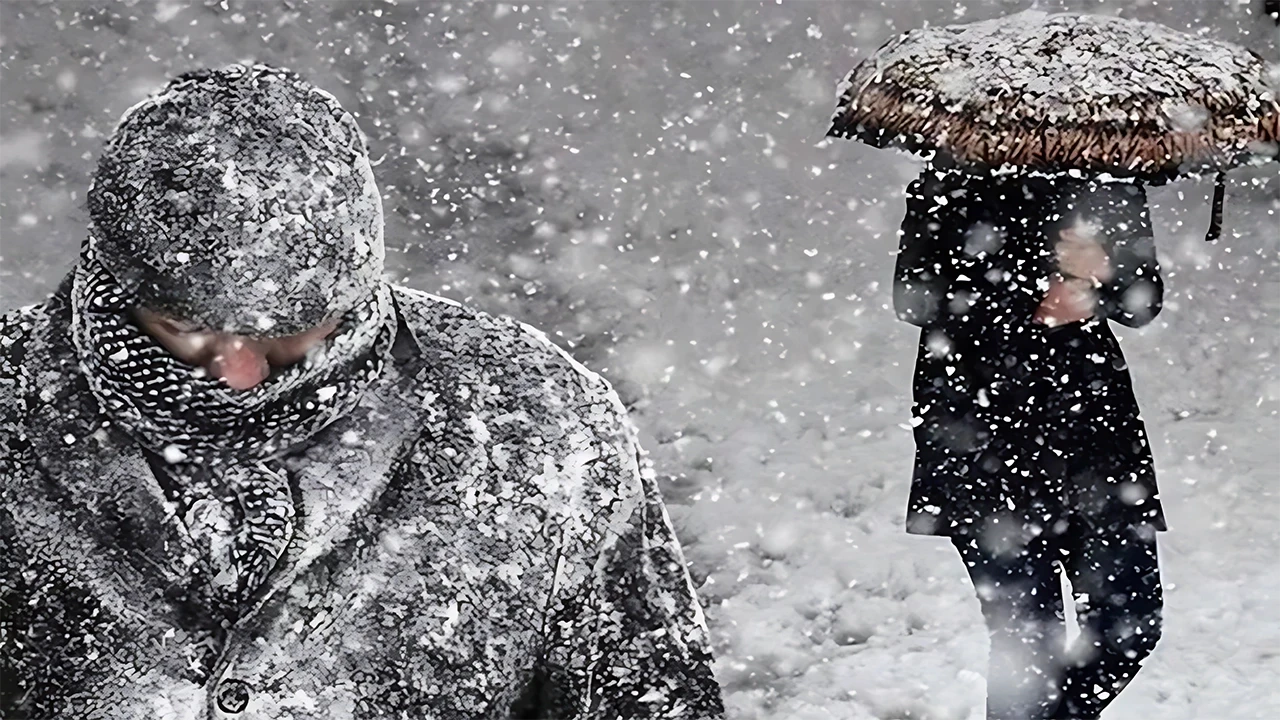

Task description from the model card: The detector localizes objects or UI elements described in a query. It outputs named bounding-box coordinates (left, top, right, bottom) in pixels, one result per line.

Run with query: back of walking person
left=893, top=165, right=1166, bottom=719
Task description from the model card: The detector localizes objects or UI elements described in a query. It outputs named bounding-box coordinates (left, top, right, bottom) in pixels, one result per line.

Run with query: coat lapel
left=16, top=293, right=235, bottom=685
left=221, top=298, right=440, bottom=627
left=23, top=292, right=207, bottom=605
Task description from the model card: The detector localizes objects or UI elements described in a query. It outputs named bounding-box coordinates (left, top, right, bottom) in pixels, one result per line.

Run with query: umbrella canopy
left=828, top=10, right=1280, bottom=183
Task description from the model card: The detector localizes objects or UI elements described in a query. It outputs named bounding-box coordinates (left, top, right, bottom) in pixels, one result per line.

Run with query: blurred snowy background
left=2, top=1, right=1278, bottom=718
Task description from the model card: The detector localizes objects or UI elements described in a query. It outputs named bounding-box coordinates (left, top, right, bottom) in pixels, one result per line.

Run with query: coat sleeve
left=893, top=174, right=954, bottom=328
left=1075, top=181, right=1163, bottom=328
left=893, top=172, right=1019, bottom=348
left=538, top=385, right=724, bottom=720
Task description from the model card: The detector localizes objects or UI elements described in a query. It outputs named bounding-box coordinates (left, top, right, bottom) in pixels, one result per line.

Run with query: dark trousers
left=952, top=519, right=1163, bottom=719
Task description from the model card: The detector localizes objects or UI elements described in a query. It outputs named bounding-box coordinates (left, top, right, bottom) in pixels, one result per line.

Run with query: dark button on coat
left=893, top=168, right=1167, bottom=538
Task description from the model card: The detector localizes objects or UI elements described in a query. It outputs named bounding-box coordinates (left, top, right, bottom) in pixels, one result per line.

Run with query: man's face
left=133, top=307, right=340, bottom=390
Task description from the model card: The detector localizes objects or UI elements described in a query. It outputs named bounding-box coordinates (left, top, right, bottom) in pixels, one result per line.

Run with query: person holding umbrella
left=896, top=167, right=1165, bottom=720
left=829, top=10, right=1280, bottom=720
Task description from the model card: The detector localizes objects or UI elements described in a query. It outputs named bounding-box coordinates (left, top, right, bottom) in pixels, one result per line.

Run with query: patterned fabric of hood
left=67, top=62, right=396, bottom=621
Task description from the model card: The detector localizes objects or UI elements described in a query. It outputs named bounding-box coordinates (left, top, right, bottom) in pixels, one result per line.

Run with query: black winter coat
left=894, top=168, right=1168, bottom=539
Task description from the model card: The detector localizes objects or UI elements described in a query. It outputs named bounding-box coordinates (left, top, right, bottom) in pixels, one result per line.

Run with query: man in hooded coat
left=893, top=166, right=1166, bottom=720
left=0, top=63, right=724, bottom=720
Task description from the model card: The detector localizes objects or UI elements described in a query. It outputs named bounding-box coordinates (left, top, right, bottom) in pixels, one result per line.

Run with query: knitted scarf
left=69, top=239, right=395, bottom=613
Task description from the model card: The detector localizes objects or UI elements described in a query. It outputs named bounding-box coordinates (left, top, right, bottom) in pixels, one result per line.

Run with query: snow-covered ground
left=2, top=2, right=1278, bottom=718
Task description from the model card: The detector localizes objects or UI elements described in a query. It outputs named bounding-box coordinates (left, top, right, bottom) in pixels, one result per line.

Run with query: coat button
left=216, top=678, right=251, bottom=714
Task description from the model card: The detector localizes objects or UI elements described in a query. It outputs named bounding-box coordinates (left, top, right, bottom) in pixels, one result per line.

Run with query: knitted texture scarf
left=70, top=247, right=394, bottom=611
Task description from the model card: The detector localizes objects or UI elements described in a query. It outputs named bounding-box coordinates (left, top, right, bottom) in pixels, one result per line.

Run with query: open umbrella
left=827, top=9, right=1280, bottom=241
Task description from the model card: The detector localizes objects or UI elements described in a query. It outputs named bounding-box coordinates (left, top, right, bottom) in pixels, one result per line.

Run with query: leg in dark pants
left=1055, top=520, right=1163, bottom=718
left=954, top=521, right=1162, bottom=720
left=952, top=533, right=1066, bottom=720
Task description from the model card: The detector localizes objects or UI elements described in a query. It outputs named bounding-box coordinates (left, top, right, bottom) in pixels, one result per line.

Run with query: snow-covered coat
left=893, top=168, right=1168, bottom=538
left=0, top=281, right=724, bottom=719
left=2, top=61, right=722, bottom=719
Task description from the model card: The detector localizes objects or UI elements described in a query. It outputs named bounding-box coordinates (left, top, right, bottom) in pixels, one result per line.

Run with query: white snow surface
left=2, top=1, right=1278, bottom=718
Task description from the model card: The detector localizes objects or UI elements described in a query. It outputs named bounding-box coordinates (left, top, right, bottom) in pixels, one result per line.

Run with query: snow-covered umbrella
left=827, top=9, right=1280, bottom=241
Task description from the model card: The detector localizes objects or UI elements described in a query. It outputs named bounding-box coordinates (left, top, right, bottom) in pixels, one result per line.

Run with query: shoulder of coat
left=389, top=283, right=625, bottom=414
left=1, top=302, right=52, bottom=496
left=1, top=302, right=51, bottom=389
left=389, top=285, right=643, bottom=524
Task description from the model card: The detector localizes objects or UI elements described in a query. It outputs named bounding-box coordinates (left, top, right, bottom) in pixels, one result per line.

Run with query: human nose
left=206, top=335, right=271, bottom=390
